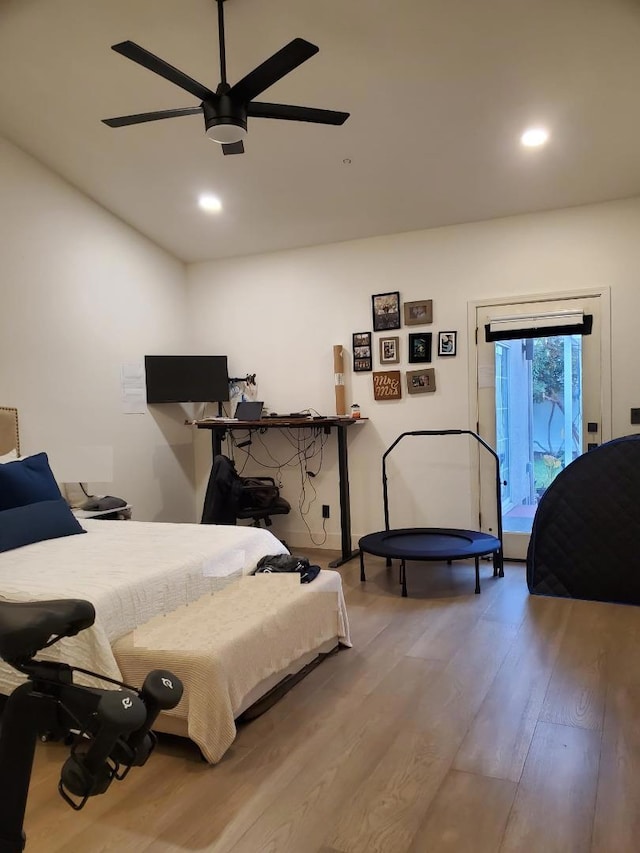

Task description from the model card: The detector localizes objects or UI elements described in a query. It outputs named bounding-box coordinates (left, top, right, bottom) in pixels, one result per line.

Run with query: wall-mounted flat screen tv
left=144, top=355, right=229, bottom=403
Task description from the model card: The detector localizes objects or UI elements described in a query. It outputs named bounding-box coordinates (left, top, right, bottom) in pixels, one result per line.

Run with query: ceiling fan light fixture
left=205, top=120, right=247, bottom=145
left=203, top=95, right=247, bottom=144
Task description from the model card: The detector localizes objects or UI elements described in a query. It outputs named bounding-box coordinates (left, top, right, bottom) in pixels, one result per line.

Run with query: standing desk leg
left=329, top=425, right=360, bottom=568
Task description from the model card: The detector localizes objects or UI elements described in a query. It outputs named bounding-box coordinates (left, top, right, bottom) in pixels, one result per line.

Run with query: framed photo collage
left=352, top=292, right=457, bottom=400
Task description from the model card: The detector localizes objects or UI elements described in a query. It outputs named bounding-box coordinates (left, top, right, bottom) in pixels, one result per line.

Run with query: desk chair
left=201, top=455, right=290, bottom=529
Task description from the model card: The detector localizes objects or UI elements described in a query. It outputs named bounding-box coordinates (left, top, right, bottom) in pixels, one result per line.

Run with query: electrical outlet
left=322, top=505, right=330, bottom=519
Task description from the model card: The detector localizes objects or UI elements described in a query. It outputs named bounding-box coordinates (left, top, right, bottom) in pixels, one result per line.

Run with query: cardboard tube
left=333, top=345, right=346, bottom=416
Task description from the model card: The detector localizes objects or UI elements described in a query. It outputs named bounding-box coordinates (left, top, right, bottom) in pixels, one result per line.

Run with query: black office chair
left=201, top=455, right=291, bottom=528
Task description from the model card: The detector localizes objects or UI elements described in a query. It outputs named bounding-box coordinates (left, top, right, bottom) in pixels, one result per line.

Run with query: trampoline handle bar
left=381, top=430, right=504, bottom=549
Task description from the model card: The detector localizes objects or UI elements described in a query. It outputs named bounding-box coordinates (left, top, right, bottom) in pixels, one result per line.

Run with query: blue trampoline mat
left=359, top=527, right=501, bottom=561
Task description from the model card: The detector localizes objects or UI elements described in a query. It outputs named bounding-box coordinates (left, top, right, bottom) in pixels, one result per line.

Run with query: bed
left=0, top=408, right=351, bottom=763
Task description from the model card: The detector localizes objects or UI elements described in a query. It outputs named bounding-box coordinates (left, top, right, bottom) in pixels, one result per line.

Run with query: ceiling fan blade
left=248, top=102, right=349, bottom=125
left=222, top=140, right=245, bottom=155
left=102, top=107, right=203, bottom=128
left=111, top=41, right=215, bottom=102
left=229, top=38, right=318, bottom=103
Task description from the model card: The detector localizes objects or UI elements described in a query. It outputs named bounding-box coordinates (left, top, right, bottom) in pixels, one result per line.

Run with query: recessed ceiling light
left=198, top=194, right=222, bottom=213
left=521, top=127, right=549, bottom=148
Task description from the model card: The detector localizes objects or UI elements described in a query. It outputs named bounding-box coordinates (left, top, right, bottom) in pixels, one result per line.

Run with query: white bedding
left=115, top=570, right=351, bottom=762
left=0, top=520, right=288, bottom=693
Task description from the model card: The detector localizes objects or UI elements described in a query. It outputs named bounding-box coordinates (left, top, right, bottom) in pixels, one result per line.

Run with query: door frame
left=466, top=286, right=612, bottom=542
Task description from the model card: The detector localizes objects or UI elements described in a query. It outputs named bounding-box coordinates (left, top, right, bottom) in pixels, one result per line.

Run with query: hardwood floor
left=18, top=552, right=640, bottom=852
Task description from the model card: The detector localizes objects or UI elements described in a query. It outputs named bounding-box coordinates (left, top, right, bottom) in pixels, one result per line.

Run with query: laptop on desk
left=234, top=400, right=264, bottom=420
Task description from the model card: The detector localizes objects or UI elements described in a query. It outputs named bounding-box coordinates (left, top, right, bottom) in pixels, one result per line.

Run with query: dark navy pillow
left=0, top=499, right=86, bottom=553
left=0, top=452, right=62, bottom=511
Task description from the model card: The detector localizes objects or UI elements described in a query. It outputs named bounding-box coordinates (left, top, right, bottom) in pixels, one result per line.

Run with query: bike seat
left=0, top=599, right=96, bottom=663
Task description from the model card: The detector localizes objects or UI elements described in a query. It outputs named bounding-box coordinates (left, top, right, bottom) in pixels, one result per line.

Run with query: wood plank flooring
left=17, top=552, right=640, bottom=852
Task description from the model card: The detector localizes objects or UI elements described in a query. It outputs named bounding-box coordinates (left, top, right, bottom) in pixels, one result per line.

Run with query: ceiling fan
left=102, top=0, right=349, bottom=154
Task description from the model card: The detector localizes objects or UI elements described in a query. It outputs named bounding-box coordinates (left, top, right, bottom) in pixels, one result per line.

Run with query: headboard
left=0, top=407, right=20, bottom=456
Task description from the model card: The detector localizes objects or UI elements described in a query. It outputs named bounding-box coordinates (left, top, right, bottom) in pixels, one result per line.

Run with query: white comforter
left=0, top=520, right=288, bottom=692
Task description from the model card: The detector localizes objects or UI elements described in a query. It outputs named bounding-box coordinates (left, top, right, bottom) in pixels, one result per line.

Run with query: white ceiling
left=1, top=0, right=640, bottom=263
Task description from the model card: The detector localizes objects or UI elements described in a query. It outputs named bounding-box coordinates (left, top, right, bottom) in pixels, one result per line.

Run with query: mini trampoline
left=359, top=430, right=504, bottom=597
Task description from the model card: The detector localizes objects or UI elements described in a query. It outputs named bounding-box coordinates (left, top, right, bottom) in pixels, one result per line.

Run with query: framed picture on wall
left=371, top=291, right=401, bottom=331
left=438, top=331, right=457, bottom=357
left=373, top=370, right=402, bottom=400
left=379, top=336, right=400, bottom=365
left=352, top=331, right=372, bottom=372
left=404, top=299, right=433, bottom=326
left=407, top=368, right=436, bottom=394
left=408, top=332, right=432, bottom=363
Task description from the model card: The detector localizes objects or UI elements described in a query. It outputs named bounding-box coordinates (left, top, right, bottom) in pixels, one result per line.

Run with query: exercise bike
left=0, top=597, right=184, bottom=852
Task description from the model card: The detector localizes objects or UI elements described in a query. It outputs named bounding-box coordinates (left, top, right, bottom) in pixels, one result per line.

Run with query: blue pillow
left=0, top=452, right=62, bottom=511
left=0, top=499, right=86, bottom=553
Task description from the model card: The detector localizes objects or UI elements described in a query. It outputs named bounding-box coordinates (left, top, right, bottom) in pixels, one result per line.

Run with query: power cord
left=225, top=426, right=329, bottom=545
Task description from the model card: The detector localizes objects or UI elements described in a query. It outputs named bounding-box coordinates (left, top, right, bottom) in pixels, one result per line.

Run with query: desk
left=195, top=417, right=364, bottom=567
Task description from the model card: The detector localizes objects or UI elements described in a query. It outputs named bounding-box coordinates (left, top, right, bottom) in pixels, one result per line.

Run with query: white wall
left=0, top=136, right=195, bottom=522
left=186, top=197, right=640, bottom=550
